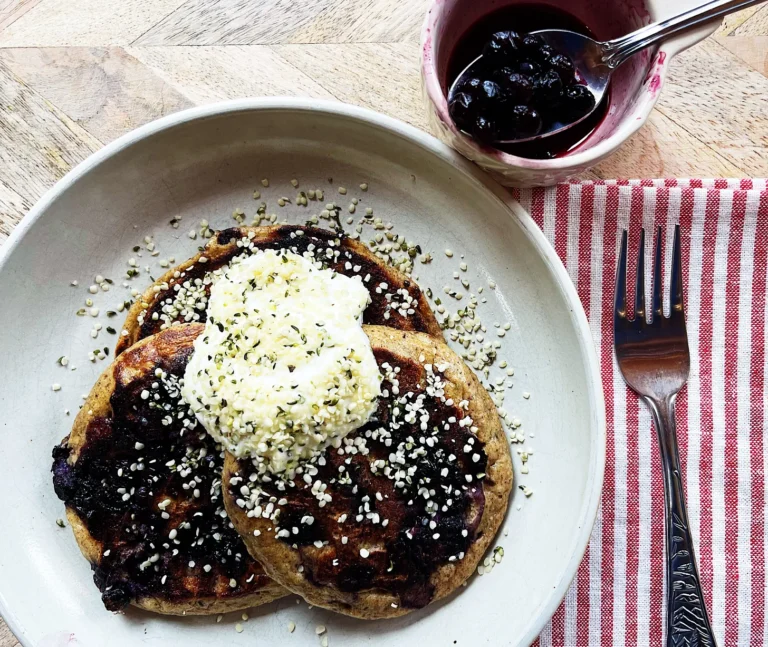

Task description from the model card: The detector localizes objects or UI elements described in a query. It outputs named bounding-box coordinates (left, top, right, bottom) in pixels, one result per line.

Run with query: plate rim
left=0, top=97, right=606, bottom=647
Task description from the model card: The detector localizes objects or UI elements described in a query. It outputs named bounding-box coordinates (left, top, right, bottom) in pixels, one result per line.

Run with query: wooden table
left=0, top=1, right=765, bottom=643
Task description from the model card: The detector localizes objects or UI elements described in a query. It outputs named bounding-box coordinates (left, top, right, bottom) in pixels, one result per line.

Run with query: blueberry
left=537, top=44, right=555, bottom=63
left=483, top=31, right=522, bottom=61
left=472, top=115, right=498, bottom=143
left=563, top=84, right=596, bottom=120
left=509, top=105, right=543, bottom=139
left=549, top=53, right=576, bottom=84
left=479, top=79, right=504, bottom=105
left=499, top=72, right=533, bottom=103
left=518, top=60, right=541, bottom=76
left=533, top=70, right=564, bottom=107
left=491, top=66, right=517, bottom=86
left=455, top=76, right=482, bottom=96
left=521, top=34, right=545, bottom=54
left=449, top=93, right=477, bottom=131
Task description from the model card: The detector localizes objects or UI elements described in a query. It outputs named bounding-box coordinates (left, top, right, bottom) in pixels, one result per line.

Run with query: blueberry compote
left=447, top=4, right=609, bottom=159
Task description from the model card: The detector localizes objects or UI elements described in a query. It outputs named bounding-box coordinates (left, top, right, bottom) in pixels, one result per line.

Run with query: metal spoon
left=449, top=0, right=765, bottom=145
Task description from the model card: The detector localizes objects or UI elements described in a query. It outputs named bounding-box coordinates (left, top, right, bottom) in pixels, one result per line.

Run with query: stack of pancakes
left=52, top=225, right=513, bottom=619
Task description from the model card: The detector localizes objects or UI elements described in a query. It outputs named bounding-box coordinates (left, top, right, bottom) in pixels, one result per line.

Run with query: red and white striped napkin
left=510, top=179, right=768, bottom=647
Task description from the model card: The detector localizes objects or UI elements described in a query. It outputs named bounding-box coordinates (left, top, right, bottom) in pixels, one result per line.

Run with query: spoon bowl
left=448, top=29, right=610, bottom=144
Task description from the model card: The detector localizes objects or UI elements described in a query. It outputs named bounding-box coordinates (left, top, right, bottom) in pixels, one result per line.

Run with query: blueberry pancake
left=222, top=325, right=513, bottom=619
left=52, top=324, right=287, bottom=615
left=116, top=225, right=441, bottom=356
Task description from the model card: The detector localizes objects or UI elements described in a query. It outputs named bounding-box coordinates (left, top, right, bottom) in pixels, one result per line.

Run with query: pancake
left=116, top=225, right=442, bottom=356
left=222, top=325, right=513, bottom=619
left=51, top=324, right=287, bottom=615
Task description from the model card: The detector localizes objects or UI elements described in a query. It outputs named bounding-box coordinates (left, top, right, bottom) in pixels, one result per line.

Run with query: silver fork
left=614, top=226, right=716, bottom=647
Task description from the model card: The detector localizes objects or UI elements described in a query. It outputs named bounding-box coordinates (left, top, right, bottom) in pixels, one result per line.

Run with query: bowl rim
left=420, top=0, right=717, bottom=171
left=0, top=97, right=606, bottom=647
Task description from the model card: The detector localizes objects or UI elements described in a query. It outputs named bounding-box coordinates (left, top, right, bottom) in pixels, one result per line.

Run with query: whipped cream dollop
left=181, top=248, right=381, bottom=474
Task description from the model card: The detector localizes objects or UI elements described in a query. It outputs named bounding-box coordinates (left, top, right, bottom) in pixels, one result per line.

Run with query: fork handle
left=644, top=394, right=717, bottom=647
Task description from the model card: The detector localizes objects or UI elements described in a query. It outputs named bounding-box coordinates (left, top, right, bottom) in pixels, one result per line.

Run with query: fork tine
left=635, top=228, right=646, bottom=322
left=652, top=226, right=663, bottom=319
left=671, top=224, right=684, bottom=313
left=615, top=230, right=628, bottom=321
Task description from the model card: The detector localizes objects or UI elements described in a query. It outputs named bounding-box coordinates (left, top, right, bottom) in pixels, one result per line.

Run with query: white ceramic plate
left=0, top=99, right=604, bottom=647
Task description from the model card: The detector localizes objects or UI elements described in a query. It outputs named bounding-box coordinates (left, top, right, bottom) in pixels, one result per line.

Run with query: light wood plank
left=731, top=4, right=768, bottom=36
left=135, top=0, right=330, bottom=47
left=0, top=47, right=193, bottom=143
left=0, top=58, right=102, bottom=224
left=714, top=5, right=766, bottom=36
left=592, top=110, right=742, bottom=180
left=716, top=35, right=768, bottom=76
left=286, top=0, right=426, bottom=44
left=127, top=45, right=335, bottom=104
left=655, top=38, right=768, bottom=177
left=0, top=0, right=188, bottom=47
left=0, top=0, right=43, bottom=32
left=273, top=42, right=427, bottom=130
left=0, top=177, right=29, bottom=240
left=134, top=0, right=423, bottom=46
left=0, top=619, right=20, bottom=647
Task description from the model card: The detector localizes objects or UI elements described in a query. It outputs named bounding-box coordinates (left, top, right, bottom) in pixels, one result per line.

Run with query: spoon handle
left=602, top=0, right=764, bottom=68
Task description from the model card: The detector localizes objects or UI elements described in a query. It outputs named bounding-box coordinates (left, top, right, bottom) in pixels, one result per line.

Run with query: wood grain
left=592, top=110, right=742, bottom=180
left=0, top=0, right=188, bottom=46
left=135, top=0, right=426, bottom=46
left=0, top=621, right=19, bottom=647
left=716, top=34, right=768, bottom=75
left=731, top=3, right=768, bottom=35
left=134, top=0, right=329, bottom=47
left=0, top=0, right=42, bottom=32
left=0, top=178, right=28, bottom=242
left=656, top=38, right=768, bottom=177
left=714, top=4, right=766, bottom=36
left=0, top=4, right=767, bottom=644
left=0, top=58, right=101, bottom=228
left=126, top=45, right=335, bottom=104
left=274, top=42, right=428, bottom=130
left=0, top=47, right=193, bottom=142
left=284, top=0, right=426, bottom=44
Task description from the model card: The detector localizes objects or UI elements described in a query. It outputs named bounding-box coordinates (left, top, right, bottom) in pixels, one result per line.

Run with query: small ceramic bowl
left=421, top=0, right=720, bottom=187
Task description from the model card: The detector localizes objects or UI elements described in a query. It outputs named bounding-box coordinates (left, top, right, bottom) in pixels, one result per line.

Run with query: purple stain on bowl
left=645, top=51, right=667, bottom=95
